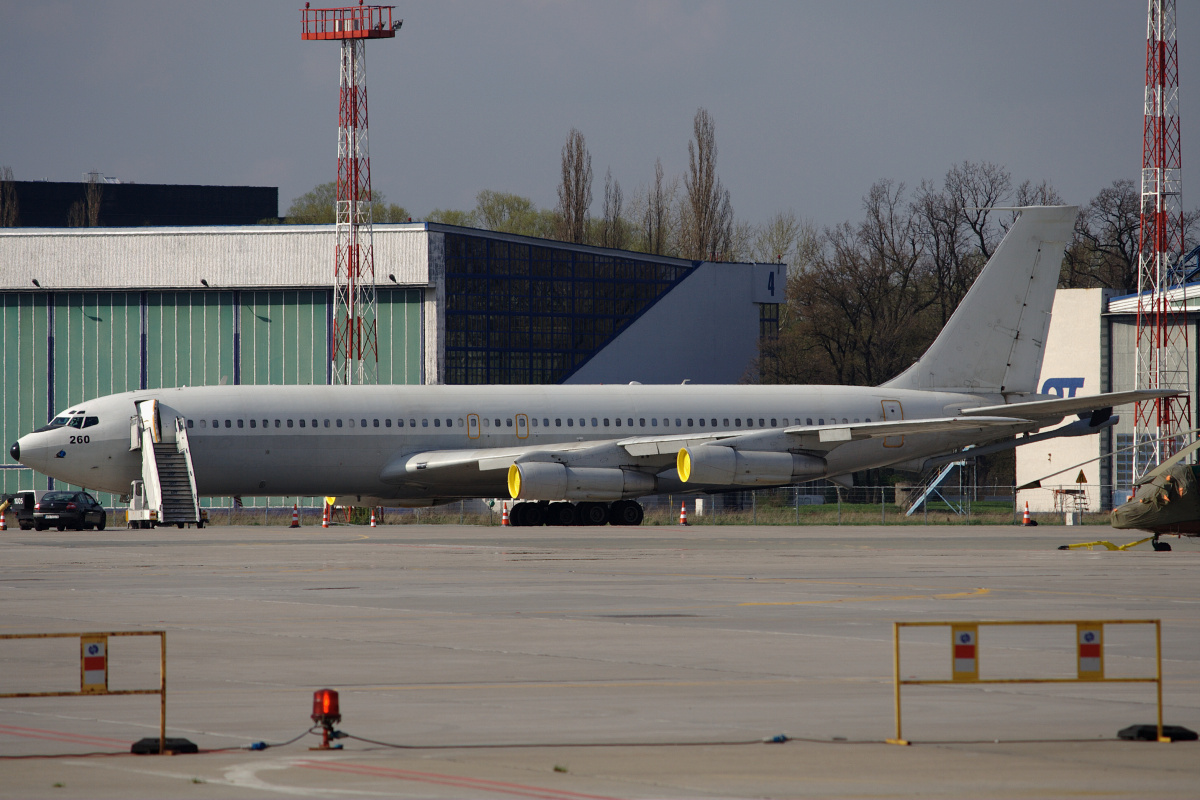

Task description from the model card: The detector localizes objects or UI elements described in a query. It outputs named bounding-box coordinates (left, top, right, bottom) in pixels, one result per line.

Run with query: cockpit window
left=68, top=416, right=84, bottom=428
left=83, top=417, right=99, bottom=428
left=49, top=416, right=70, bottom=427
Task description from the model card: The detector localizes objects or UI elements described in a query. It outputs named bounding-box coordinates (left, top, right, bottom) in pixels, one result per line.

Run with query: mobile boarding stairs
left=128, top=400, right=203, bottom=528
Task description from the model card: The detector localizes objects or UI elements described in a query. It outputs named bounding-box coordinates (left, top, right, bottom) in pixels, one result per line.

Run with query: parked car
left=33, top=491, right=107, bottom=531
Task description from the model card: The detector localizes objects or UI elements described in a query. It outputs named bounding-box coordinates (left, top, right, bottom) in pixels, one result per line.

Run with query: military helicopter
left=1018, top=431, right=1200, bottom=552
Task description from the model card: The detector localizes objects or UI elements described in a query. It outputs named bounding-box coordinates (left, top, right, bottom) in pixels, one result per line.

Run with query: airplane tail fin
left=882, top=205, right=1078, bottom=395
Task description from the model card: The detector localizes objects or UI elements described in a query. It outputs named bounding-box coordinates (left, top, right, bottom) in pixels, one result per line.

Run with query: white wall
left=1015, top=289, right=1106, bottom=512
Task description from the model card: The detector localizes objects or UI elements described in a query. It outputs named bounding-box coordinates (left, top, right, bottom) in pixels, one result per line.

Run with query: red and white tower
left=302, top=3, right=399, bottom=385
left=1134, top=0, right=1191, bottom=476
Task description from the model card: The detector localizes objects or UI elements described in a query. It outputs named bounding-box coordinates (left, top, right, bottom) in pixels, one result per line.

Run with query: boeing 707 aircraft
left=9, top=206, right=1171, bottom=526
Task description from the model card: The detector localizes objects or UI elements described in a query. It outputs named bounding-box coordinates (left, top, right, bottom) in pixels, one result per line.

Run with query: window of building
left=759, top=302, right=780, bottom=341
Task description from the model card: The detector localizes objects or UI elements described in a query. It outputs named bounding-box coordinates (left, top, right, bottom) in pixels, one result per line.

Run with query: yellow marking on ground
left=739, top=587, right=990, bottom=606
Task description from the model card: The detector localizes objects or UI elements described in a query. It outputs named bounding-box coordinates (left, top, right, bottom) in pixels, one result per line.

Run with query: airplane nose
left=9, top=441, right=18, bottom=462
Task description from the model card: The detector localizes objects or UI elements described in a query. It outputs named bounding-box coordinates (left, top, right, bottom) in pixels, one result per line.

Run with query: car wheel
left=34, top=522, right=45, bottom=531
left=19, top=523, right=31, bottom=530
left=56, top=525, right=65, bottom=531
left=96, top=513, right=106, bottom=532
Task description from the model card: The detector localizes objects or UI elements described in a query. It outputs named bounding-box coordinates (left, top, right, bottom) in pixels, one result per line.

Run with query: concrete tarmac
left=0, top=522, right=1196, bottom=799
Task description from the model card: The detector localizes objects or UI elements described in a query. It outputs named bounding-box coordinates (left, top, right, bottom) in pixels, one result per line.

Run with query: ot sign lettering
left=1041, top=377, right=1085, bottom=398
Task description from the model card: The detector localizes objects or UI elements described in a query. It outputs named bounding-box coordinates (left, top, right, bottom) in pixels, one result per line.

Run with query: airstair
left=904, top=459, right=967, bottom=516
left=129, top=400, right=201, bottom=527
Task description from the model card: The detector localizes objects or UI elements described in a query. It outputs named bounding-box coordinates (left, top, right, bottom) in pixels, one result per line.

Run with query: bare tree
left=641, top=158, right=677, bottom=255
left=1061, top=179, right=1141, bottom=292
left=600, top=168, right=628, bottom=249
left=556, top=128, right=592, bottom=244
left=682, top=108, right=734, bottom=260
left=69, top=172, right=104, bottom=227
left=944, top=160, right=1011, bottom=259
left=0, top=166, right=17, bottom=227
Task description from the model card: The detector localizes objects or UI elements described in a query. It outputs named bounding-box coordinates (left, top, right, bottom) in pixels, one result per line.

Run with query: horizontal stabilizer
left=963, top=389, right=1177, bottom=421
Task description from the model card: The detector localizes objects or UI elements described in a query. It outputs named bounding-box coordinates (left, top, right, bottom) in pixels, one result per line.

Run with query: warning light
left=310, top=688, right=342, bottom=750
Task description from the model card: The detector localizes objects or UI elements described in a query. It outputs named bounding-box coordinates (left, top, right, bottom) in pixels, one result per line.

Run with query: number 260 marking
left=69, top=435, right=90, bottom=444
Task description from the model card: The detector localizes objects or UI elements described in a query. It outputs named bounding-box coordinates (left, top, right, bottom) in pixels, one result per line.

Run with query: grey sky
left=1, top=1, right=1193, bottom=231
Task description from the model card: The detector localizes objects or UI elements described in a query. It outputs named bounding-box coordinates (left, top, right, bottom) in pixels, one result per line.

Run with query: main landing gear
left=507, top=500, right=644, bottom=527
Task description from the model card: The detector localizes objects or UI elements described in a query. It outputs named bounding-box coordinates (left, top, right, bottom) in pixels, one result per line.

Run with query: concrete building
left=1016, top=287, right=1200, bottom=512
left=0, top=223, right=782, bottom=500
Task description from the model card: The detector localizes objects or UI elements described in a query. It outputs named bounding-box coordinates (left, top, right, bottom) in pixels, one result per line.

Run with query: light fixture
left=388, top=273, right=397, bottom=283
left=200, top=279, right=209, bottom=287
left=310, top=688, right=343, bottom=750
left=31, top=279, right=40, bottom=287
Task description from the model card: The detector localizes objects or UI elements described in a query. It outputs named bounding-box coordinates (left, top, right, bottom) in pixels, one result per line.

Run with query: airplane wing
left=962, top=389, right=1177, bottom=422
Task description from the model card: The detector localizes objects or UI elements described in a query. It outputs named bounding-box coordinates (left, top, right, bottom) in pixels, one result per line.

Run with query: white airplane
left=10, top=206, right=1169, bottom=526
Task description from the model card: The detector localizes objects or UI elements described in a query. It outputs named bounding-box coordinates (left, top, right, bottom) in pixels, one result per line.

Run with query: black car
left=33, top=491, right=107, bottom=531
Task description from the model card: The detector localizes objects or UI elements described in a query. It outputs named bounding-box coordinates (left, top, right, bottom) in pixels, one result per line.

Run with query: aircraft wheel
left=521, top=502, right=545, bottom=527
left=1152, top=540, right=1172, bottom=552
left=508, top=502, right=526, bottom=527
left=546, top=502, right=578, bottom=526
left=609, top=500, right=644, bottom=526
left=577, top=502, right=608, bottom=526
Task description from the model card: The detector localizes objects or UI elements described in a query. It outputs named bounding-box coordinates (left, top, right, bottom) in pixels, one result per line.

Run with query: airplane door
left=467, top=414, right=480, bottom=439
left=882, top=400, right=903, bottom=448
left=516, top=414, right=529, bottom=439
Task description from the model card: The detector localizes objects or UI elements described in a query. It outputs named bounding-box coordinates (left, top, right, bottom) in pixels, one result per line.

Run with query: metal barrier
left=0, top=631, right=167, bottom=754
left=888, top=620, right=1167, bottom=745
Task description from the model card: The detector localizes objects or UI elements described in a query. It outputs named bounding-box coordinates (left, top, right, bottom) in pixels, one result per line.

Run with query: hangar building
left=0, top=223, right=783, bottom=500
left=1017, top=286, right=1200, bottom=513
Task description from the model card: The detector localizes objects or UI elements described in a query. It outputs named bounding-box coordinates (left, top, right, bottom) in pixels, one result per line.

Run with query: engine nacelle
left=507, top=462, right=656, bottom=501
left=677, top=446, right=826, bottom=486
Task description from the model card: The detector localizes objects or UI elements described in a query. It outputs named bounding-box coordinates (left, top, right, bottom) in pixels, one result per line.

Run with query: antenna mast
left=1134, top=0, right=1191, bottom=475
left=302, top=2, right=399, bottom=385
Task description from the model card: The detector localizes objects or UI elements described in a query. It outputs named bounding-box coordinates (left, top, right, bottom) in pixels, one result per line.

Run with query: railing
left=301, top=5, right=396, bottom=40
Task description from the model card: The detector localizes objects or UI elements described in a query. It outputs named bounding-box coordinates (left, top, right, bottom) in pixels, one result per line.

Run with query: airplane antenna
left=302, top=2, right=399, bottom=385
left=1133, top=0, right=1192, bottom=476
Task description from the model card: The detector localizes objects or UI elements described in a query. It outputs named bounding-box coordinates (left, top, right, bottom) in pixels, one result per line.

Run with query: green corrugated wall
left=0, top=288, right=424, bottom=504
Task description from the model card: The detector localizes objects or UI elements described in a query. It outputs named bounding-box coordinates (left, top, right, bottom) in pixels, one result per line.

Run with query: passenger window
left=770, top=419, right=776, bottom=427
left=819, top=418, right=824, bottom=425
left=866, top=418, right=872, bottom=422
left=225, top=420, right=232, bottom=428
left=483, top=418, right=489, bottom=427
left=592, top=418, right=598, bottom=427
left=555, top=419, right=561, bottom=427
left=83, top=417, right=99, bottom=428
left=652, top=418, right=658, bottom=427
left=603, top=418, right=609, bottom=426
left=312, top=419, right=317, bottom=428
left=385, top=419, right=392, bottom=428
left=507, top=419, right=513, bottom=427
left=807, top=418, right=813, bottom=425
left=543, top=418, right=549, bottom=426
left=421, top=419, right=428, bottom=427
left=275, top=420, right=281, bottom=428
left=263, top=420, right=268, bottom=428
left=435, top=419, right=441, bottom=427
left=639, top=418, right=646, bottom=427
left=677, top=418, right=683, bottom=427
left=250, top=419, right=256, bottom=429
left=723, top=419, right=729, bottom=426
left=698, top=418, right=705, bottom=427
left=663, top=418, right=670, bottom=427
left=213, top=420, right=219, bottom=428
left=567, top=419, right=574, bottom=427
left=615, top=418, right=622, bottom=426
left=338, top=419, right=344, bottom=428
left=199, top=419, right=206, bottom=429
left=238, top=419, right=244, bottom=428
left=299, top=420, right=305, bottom=428
left=374, top=419, right=380, bottom=428
left=686, top=419, right=692, bottom=427
left=287, top=419, right=293, bottom=428
left=494, top=419, right=501, bottom=427
left=324, top=419, right=330, bottom=428
left=409, top=419, right=416, bottom=427
left=783, top=419, right=789, bottom=426
left=362, top=419, right=368, bottom=427
left=532, top=418, right=539, bottom=427
left=842, top=418, right=848, bottom=424
left=735, top=418, right=742, bottom=426
left=349, top=419, right=356, bottom=428
left=710, top=419, right=717, bottom=427
left=457, top=419, right=464, bottom=427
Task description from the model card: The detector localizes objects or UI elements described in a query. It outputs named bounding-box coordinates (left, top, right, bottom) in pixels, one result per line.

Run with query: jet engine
left=677, top=446, right=826, bottom=486
left=508, top=462, right=656, bottom=501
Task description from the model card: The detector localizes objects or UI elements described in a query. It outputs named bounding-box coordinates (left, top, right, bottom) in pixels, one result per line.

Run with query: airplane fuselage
left=14, top=383, right=1007, bottom=503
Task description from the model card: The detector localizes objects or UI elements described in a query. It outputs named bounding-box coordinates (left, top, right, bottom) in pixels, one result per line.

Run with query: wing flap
left=961, top=389, right=1176, bottom=421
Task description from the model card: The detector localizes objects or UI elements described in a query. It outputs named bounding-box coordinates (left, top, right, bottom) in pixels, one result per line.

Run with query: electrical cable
left=337, top=731, right=889, bottom=749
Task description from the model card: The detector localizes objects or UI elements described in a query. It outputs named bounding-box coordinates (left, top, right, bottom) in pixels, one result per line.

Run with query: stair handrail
left=174, top=418, right=201, bottom=523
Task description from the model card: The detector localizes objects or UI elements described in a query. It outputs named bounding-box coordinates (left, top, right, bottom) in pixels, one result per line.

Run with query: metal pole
left=891, top=622, right=905, bottom=744
left=838, top=490, right=842, bottom=525
left=159, top=631, right=166, bottom=755
left=752, top=491, right=757, bottom=524
left=1156, top=619, right=1166, bottom=742
left=795, top=486, right=799, bottom=525
left=881, top=486, right=885, bottom=524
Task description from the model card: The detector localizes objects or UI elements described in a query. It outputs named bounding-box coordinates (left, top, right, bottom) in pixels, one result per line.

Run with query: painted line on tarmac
left=0, top=723, right=129, bottom=747
left=740, top=587, right=990, bottom=606
left=299, top=759, right=626, bottom=800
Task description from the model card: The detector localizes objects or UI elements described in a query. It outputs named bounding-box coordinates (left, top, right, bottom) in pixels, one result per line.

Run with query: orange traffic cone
left=1021, top=501, right=1033, bottom=526
left=290, top=503, right=300, bottom=528
left=679, top=501, right=688, bottom=526
left=0, top=510, right=7, bottom=531
left=322, top=504, right=329, bottom=529
left=501, top=502, right=509, bottom=526
left=370, top=508, right=377, bottom=528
